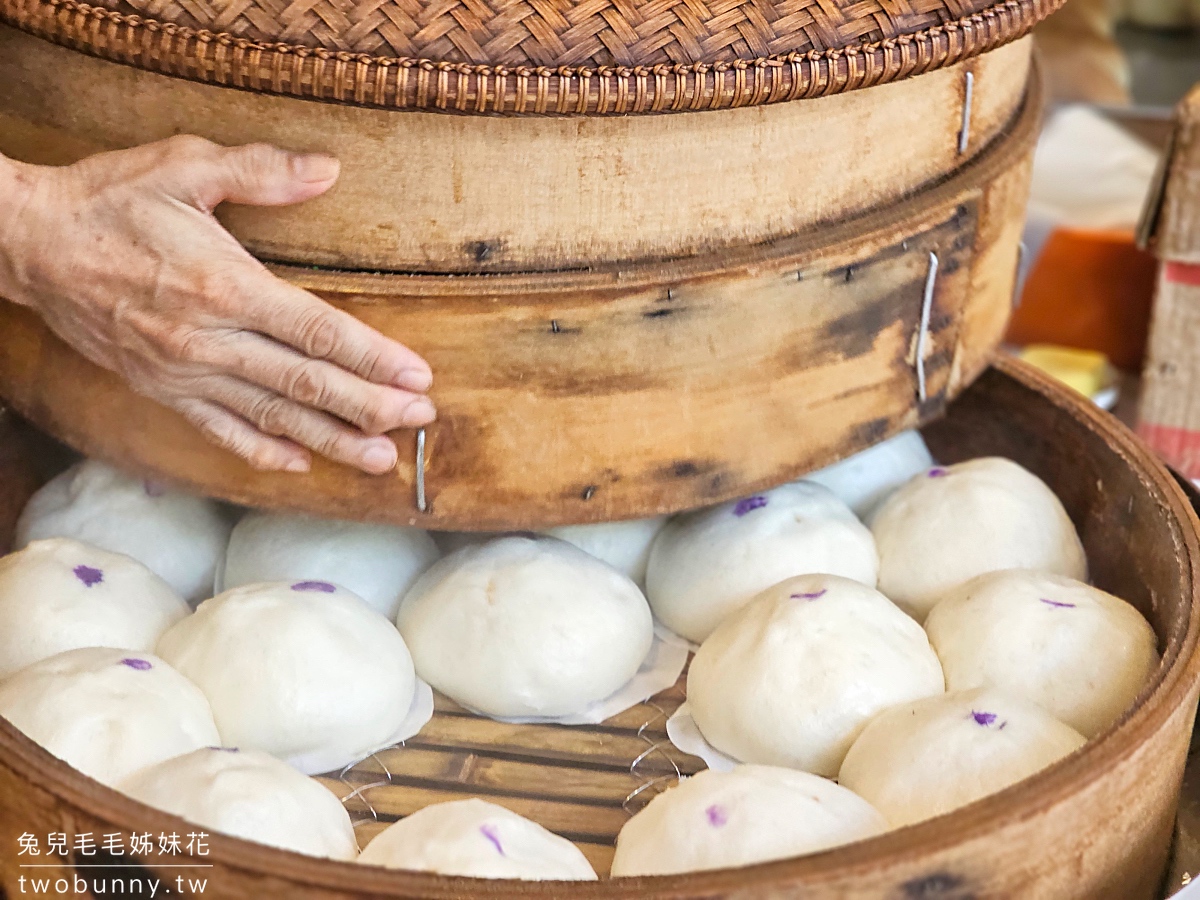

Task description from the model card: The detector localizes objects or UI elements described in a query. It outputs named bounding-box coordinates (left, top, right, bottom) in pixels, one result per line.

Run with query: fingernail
left=284, top=456, right=311, bottom=473
left=291, top=153, right=340, bottom=184
left=395, top=367, right=433, bottom=393
left=362, top=441, right=398, bottom=474
left=401, top=398, right=437, bottom=428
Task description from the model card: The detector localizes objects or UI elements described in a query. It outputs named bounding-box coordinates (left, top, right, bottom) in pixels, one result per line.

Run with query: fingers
left=214, top=143, right=340, bottom=208
left=235, top=275, right=435, bottom=394
left=196, top=375, right=401, bottom=475
left=174, top=398, right=312, bottom=473
left=154, top=136, right=340, bottom=212
left=207, top=331, right=435, bottom=435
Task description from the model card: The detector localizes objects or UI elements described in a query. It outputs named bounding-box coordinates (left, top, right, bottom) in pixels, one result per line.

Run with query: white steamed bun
left=0, top=538, right=189, bottom=679
left=838, top=687, right=1086, bottom=827
left=157, top=580, right=416, bottom=773
left=118, top=747, right=358, bottom=859
left=221, top=511, right=439, bottom=619
left=925, top=569, right=1158, bottom=737
left=687, top=574, right=944, bottom=776
left=871, top=458, right=1087, bottom=620
left=397, top=536, right=653, bottom=718
left=611, top=766, right=887, bottom=876
left=646, top=482, right=878, bottom=643
left=431, top=518, right=667, bottom=586
left=541, top=516, right=668, bottom=585
left=804, top=430, right=935, bottom=518
left=16, top=460, right=233, bottom=603
left=357, top=799, right=597, bottom=880
left=0, top=647, right=219, bottom=785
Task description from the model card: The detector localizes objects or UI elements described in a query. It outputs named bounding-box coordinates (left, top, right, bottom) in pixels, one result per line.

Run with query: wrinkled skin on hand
left=0, top=136, right=435, bottom=474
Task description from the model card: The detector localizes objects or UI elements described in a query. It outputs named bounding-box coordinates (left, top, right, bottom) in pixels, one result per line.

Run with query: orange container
left=1007, top=228, right=1159, bottom=372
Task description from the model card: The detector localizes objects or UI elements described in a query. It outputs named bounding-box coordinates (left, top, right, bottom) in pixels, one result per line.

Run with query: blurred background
left=1008, top=7, right=1199, bottom=466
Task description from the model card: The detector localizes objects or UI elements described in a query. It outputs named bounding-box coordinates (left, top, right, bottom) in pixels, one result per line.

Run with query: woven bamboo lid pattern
left=2, top=0, right=1061, bottom=114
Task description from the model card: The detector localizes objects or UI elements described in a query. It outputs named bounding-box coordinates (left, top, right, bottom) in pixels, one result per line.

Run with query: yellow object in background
left=1019, top=345, right=1116, bottom=399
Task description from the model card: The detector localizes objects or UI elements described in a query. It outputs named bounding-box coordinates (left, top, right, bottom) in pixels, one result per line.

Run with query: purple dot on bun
left=143, top=480, right=167, bottom=498
left=73, top=565, right=104, bottom=588
left=733, top=496, right=768, bottom=517
left=705, top=804, right=729, bottom=827
left=479, top=824, right=505, bottom=856
left=120, top=658, right=153, bottom=671
left=291, top=581, right=336, bottom=593
left=1040, top=597, right=1077, bottom=609
left=927, top=467, right=949, bottom=478
left=970, top=710, right=997, bottom=727
left=790, top=589, right=827, bottom=601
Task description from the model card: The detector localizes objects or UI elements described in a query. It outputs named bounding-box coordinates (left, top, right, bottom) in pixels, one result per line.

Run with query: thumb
left=185, top=142, right=340, bottom=211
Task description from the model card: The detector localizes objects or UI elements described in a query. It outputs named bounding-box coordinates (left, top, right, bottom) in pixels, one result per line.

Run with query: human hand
left=0, top=136, right=435, bottom=475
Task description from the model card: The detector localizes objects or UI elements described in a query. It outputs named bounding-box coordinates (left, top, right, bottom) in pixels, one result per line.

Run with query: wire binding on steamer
left=958, top=70, right=975, bottom=154
left=415, top=427, right=427, bottom=513
left=337, top=753, right=392, bottom=826
left=623, top=701, right=683, bottom=814
left=1013, top=240, right=1028, bottom=308
left=917, top=251, right=939, bottom=403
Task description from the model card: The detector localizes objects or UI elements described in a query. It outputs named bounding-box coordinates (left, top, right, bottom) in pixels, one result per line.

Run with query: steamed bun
left=118, top=747, right=358, bottom=859
left=221, top=511, right=439, bottom=619
left=357, top=799, right=597, bottom=880
left=397, top=536, right=652, bottom=718
left=0, top=538, right=189, bottom=679
left=610, top=766, right=887, bottom=876
left=0, top=647, right=220, bottom=785
left=16, top=460, right=233, bottom=603
left=542, top=517, right=668, bottom=585
left=804, top=430, right=935, bottom=518
left=646, top=482, right=878, bottom=643
left=687, top=574, right=944, bottom=776
left=838, top=687, right=1086, bottom=827
left=431, top=517, right=667, bottom=586
left=157, top=581, right=416, bottom=772
left=925, top=570, right=1158, bottom=737
left=871, top=458, right=1087, bottom=620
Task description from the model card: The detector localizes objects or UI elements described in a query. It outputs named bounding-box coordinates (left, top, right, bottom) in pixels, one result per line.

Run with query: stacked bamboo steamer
left=0, top=0, right=1053, bottom=527
left=1, top=361, right=1200, bottom=899
left=6, top=0, right=1199, bottom=898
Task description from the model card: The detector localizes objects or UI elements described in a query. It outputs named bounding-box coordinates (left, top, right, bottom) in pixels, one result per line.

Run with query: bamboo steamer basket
left=0, top=356, right=1198, bottom=898
left=0, top=57, right=1042, bottom=529
left=0, top=0, right=1047, bottom=273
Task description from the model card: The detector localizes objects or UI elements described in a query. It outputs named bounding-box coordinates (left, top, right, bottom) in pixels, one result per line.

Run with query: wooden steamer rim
left=0, top=0, right=1064, bottom=115
left=0, top=27, right=1031, bottom=272
left=0, top=68, right=1040, bottom=529
left=1, top=357, right=1199, bottom=899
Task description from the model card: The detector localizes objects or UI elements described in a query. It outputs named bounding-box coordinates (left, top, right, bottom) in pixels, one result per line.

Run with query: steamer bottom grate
left=321, top=675, right=701, bottom=876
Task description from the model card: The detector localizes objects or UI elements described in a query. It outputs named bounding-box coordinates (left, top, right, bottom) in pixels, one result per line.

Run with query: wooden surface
left=0, top=0, right=1061, bottom=114
left=1, top=356, right=1199, bottom=898
left=1168, top=476, right=1200, bottom=898
left=0, top=68, right=1041, bottom=530
left=0, top=28, right=1030, bottom=272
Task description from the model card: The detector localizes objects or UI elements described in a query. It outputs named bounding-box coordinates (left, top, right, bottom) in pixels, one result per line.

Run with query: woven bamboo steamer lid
left=0, top=0, right=1044, bottom=273
left=0, top=60, right=1039, bottom=529
left=2, top=357, right=1199, bottom=896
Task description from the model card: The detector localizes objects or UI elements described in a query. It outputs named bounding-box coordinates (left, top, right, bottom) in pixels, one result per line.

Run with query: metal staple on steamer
left=1013, top=240, right=1029, bottom=308
left=916, top=251, right=939, bottom=403
left=415, top=427, right=427, bottom=513
left=958, top=71, right=974, bottom=155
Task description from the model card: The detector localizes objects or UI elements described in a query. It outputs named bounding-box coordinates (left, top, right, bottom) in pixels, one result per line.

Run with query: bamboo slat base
left=1, top=357, right=1198, bottom=898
